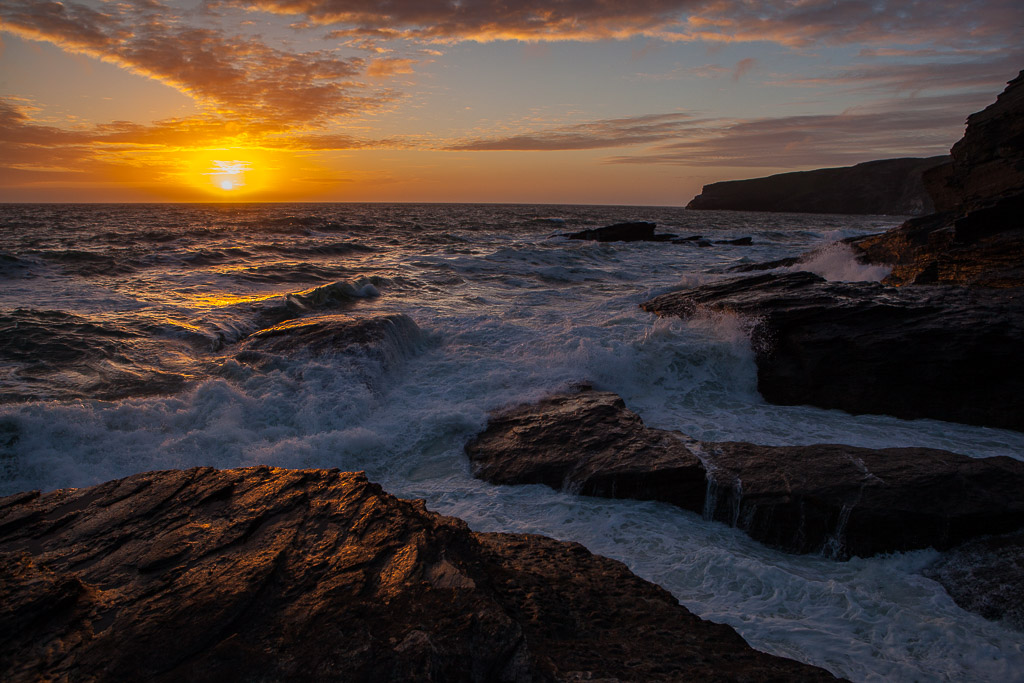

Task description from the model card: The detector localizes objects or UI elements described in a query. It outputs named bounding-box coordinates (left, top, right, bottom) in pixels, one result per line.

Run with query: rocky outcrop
left=238, top=312, right=422, bottom=358
left=924, top=530, right=1024, bottom=632
left=564, top=222, right=675, bottom=242
left=641, top=272, right=1024, bottom=431
left=0, top=467, right=838, bottom=682
left=465, top=389, right=1024, bottom=559
left=851, top=71, right=1024, bottom=287
left=686, top=157, right=948, bottom=215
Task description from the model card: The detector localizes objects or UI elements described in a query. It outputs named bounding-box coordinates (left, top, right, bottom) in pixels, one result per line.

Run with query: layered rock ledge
left=850, top=71, right=1024, bottom=287
left=0, top=467, right=837, bottom=682
left=465, top=390, right=1024, bottom=559
left=641, top=272, right=1024, bottom=431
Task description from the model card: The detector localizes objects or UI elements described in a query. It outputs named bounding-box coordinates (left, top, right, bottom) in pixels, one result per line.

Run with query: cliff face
left=925, top=69, right=1024, bottom=212
left=854, top=69, right=1024, bottom=287
left=686, top=156, right=949, bottom=215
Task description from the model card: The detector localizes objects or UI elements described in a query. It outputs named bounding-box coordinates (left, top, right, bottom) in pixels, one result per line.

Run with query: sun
left=180, top=149, right=279, bottom=198
left=205, top=159, right=251, bottom=193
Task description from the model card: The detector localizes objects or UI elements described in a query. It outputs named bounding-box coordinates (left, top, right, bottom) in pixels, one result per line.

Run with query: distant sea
left=2, top=203, right=1022, bottom=681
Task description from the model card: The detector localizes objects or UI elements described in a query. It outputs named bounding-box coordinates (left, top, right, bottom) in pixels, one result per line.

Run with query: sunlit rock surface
left=0, top=467, right=838, bottom=682
left=466, top=389, right=1024, bottom=558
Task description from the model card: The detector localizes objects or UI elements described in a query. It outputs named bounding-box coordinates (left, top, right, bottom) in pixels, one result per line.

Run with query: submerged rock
left=641, top=272, right=1024, bottom=431
left=924, top=530, right=1024, bottom=632
left=0, top=467, right=838, bottom=682
left=465, top=389, right=1024, bottom=559
left=564, top=221, right=675, bottom=242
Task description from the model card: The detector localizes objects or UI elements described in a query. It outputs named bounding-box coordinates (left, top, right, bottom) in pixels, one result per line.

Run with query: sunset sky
left=1, top=0, right=1021, bottom=204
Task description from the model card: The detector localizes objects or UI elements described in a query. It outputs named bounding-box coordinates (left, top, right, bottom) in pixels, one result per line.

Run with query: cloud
left=442, top=86, right=1002, bottom=168
left=216, top=0, right=1023, bottom=51
left=366, top=57, right=417, bottom=77
left=0, top=0, right=396, bottom=127
left=606, top=92, right=1000, bottom=167
left=446, top=113, right=707, bottom=151
left=732, top=57, right=756, bottom=81
left=777, top=53, right=1024, bottom=94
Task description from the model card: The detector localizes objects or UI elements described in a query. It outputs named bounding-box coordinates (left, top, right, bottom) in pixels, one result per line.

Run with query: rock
left=641, top=272, right=1024, bottom=431
left=851, top=71, right=1024, bottom=287
left=924, top=530, right=1024, bottom=632
left=729, top=256, right=802, bottom=273
left=716, top=236, right=753, bottom=246
left=564, top=222, right=675, bottom=242
left=0, top=467, right=838, bottom=681
left=238, top=312, right=422, bottom=358
left=465, top=390, right=708, bottom=509
left=686, top=157, right=948, bottom=215
left=466, top=389, right=1024, bottom=559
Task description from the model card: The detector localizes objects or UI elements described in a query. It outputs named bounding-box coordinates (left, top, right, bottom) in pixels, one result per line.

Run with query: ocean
left=2, top=203, right=1022, bottom=681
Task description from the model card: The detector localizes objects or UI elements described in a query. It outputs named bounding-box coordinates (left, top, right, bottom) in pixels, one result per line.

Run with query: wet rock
left=851, top=71, right=1024, bottom=287
left=924, top=530, right=1024, bottom=632
left=641, top=272, right=1024, bottom=431
left=465, top=390, right=707, bottom=509
left=0, top=467, right=837, bottom=681
left=729, top=256, right=802, bottom=273
left=686, top=156, right=947, bottom=215
left=466, top=389, right=1024, bottom=558
left=564, top=222, right=675, bottom=242
left=238, top=312, right=422, bottom=359
left=716, top=236, right=753, bottom=246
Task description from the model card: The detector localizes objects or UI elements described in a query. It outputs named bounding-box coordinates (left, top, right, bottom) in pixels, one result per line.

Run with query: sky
left=1, top=1, right=1022, bottom=205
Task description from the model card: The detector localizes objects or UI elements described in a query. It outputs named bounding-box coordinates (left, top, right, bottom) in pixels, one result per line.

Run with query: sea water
left=1, top=203, right=1022, bottom=682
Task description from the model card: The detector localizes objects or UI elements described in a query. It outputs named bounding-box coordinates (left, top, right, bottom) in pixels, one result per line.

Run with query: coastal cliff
left=686, top=156, right=948, bottom=215
left=853, top=69, right=1024, bottom=287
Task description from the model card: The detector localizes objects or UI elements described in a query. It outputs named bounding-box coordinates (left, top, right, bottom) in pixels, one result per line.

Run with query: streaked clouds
left=0, top=0, right=1021, bottom=200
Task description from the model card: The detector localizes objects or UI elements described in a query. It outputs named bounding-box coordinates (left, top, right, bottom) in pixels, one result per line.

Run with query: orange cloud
left=0, top=0, right=393, bottom=127
left=216, top=0, right=1023, bottom=51
left=366, top=57, right=417, bottom=77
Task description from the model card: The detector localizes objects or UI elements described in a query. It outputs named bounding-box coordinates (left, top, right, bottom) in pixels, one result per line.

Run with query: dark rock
left=686, top=157, right=948, bottom=215
left=564, top=222, right=676, bottom=242
left=924, top=530, right=1024, bottom=632
left=729, top=256, right=802, bottom=273
left=716, top=237, right=753, bottom=246
left=0, top=467, right=838, bottom=682
left=466, top=389, right=1024, bottom=559
left=238, top=312, right=422, bottom=358
left=851, top=71, right=1024, bottom=287
left=465, top=390, right=708, bottom=510
left=641, top=272, right=1024, bottom=431
left=673, top=234, right=705, bottom=242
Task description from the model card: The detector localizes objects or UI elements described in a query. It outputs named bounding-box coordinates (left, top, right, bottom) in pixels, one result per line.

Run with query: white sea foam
left=794, top=240, right=892, bottom=282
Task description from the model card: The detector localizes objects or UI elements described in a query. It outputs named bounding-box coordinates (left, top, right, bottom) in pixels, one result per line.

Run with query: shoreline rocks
left=0, top=466, right=838, bottom=681
left=640, top=272, right=1024, bottom=431
left=465, top=389, right=1024, bottom=559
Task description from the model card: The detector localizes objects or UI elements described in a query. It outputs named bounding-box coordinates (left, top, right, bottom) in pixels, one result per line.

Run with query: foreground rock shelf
left=466, top=390, right=1024, bottom=559
left=641, top=272, right=1024, bottom=431
left=0, top=467, right=837, bottom=682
